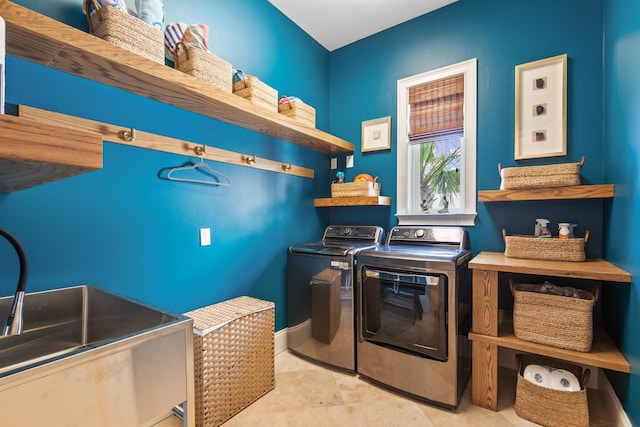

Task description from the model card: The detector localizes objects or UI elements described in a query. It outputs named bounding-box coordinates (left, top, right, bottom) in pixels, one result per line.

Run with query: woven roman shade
left=409, top=73, right=464, bottom=142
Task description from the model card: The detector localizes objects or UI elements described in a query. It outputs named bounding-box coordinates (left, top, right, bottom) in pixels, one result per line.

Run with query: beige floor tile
left=154, top=350, right=615, bottom=426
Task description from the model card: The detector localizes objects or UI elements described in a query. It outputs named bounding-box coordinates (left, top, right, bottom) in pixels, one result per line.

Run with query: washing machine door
left=360, top=267, right=448, bottom=362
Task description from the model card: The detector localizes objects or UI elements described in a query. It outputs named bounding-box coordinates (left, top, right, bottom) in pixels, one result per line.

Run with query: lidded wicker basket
left=184, top=296, right=275, bottom=427
left=85, top=0, right=164, bottom=64
left=174, top=42, right=232, bottom=93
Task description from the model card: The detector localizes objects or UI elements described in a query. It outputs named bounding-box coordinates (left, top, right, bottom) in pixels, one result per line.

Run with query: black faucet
left=0, top=227, right=28, bottom=336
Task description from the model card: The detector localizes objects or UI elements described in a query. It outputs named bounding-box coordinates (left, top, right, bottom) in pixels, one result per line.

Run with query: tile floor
left=159, top=350, right=613, bottom=426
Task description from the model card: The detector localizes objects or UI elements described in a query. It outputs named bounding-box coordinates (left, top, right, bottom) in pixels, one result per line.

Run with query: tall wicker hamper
left=184, top=296, right=275, bottom=427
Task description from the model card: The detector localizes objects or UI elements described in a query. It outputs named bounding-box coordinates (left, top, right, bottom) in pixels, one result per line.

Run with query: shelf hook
left=244, top=155, right=256, bottom=165
left=282, top=163, right=292, bottom=172
left=121, top=127, right=136, bottom=142
left=194, top=144, right=207, bottom=157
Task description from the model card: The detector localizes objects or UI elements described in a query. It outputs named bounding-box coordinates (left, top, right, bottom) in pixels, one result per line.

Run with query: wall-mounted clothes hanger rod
left=17, top=105, right=315, bottom=179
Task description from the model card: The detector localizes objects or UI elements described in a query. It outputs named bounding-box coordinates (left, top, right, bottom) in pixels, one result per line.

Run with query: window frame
left=396, top=58, right=477, bottom=226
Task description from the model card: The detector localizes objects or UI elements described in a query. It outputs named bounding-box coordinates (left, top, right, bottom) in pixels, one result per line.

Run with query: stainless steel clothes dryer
left=287, top=225, right=385, bottom=372
left=356, top=226, right=472, bottom=409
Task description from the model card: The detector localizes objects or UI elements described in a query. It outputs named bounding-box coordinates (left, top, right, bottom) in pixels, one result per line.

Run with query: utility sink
left=0, top=285, right=194, bottom=427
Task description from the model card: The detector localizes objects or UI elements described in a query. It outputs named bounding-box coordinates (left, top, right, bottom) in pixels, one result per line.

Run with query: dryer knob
left=415, top=229, right=426, bottom=238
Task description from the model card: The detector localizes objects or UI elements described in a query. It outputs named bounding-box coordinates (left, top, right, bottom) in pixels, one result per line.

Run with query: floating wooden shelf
left=313, top=196, right=392, bottom=207
left=0, top=0, right=354, bottom=155
left=478, top=184, right=614, bottom=202
left=0, top=115, right=102, bottom=193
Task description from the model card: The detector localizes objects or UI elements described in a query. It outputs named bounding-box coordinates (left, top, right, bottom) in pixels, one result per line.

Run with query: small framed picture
left=361, top=116, right=392, bottom=152
left=514, top=54, right=567, bottom=160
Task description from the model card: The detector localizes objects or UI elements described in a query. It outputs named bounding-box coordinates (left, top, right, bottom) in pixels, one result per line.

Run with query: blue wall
left=328, top=0, right=638, bottom=423
left=0, top=0, right=332, bottom=331
left=1, top=0, right=638, bottom=423
left=603, top=0, right=640, bottom=422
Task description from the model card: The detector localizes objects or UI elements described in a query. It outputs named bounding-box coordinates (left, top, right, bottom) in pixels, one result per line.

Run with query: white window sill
left=395, top=213, right=477, bottom=227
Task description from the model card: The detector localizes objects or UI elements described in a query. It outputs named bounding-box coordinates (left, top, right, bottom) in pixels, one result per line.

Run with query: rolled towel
left=182, top=24, right=210, bottom=51
left=136, top=0, right=165, bottom=30
left=164, top=22, right=187, bottom=61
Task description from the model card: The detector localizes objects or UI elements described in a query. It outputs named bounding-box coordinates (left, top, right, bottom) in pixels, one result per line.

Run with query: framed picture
left=514, top=54, right=567, bottom=160
left=361, top=116, right=391, bottom=152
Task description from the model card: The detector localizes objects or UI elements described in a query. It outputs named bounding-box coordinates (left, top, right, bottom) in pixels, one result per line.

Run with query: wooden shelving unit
left=468, top=251, right=631, bottom=411
left=0, top=0, right=354, bottom=155
left=478, top=184, right=614, bottom=202
left=0, top=115, right=102, bottom=193
left=313, top=196, right=392, bottom=207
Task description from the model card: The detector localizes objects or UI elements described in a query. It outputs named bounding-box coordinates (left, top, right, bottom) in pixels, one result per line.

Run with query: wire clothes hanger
left=166, top=145, right=232, bottom=186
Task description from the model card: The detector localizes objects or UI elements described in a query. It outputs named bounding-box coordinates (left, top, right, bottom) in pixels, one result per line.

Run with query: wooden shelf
left=478, top=184, right=614, bottom=202
left=469, top=251, right=632, bottom=283
left=469, top=312, right=630, bottom=373
left=314, top=196, right=392, bottom=207
left=0, top=1, right=354, bottom=155
left=0, top=115, right=102, bottom=193
left=468, top=251, right=631, bottom=412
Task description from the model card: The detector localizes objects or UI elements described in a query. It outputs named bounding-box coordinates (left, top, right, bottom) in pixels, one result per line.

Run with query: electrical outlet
left=330, top=157, right=337, bottom=169
left=200, top=228, right=211, bottom=246
left=346, top=155, right=354, bottom=168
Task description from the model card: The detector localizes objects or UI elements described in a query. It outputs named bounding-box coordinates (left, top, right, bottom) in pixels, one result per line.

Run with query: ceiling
left=267, top=0, right=458, bottom=51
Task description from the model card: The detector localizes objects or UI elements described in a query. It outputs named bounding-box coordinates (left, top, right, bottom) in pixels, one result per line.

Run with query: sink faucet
left=1, top=228, right=28, bottom=336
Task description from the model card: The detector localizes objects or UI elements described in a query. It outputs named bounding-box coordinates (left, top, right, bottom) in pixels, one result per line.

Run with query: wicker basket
left=511, top=280, right=598, bottom=352
left=174, top=42, right=232, bottom=93
left=278, top=96, right=316, bottom=127
left=331, top=177, right=380, bottom=198
left=499, top=157, right=584, bottom=190
left=515, top=354, right=590, bottom=427
left=232, top=71, right=278, bottom=113
left=85, top=0, right=164, bottom=64
left=184, top=296, right=275, bottom=427
left=503, top=229, right=587, bottom=262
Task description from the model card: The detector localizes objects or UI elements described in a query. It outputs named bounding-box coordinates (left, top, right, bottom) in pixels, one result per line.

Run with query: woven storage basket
left=278, top=96, right=316, bottom=127
left=331, top=177, right=380, bottom=198
left=184, top=296, right=275, bottom=427
left=500, top=157, right=584, bottom=190
left=85, top=0, right=164, bottom=64
left=174, top=42, right=232, bottom=93
left=233, top=71, right=278, bottom=113
left=511, top=281, right=597, bottom=352
left=515, top=354, right=590, bottom=427
left=503, top=229, right=587, bottom=262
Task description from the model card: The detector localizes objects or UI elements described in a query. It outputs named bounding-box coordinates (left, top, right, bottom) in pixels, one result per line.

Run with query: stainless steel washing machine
left=287, top=225, right=385, bottom=372
left=356, top=226, right=472, bottom=409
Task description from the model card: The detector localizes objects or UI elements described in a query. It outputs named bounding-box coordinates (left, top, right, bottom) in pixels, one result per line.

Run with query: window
left=396, top=59, right=477, bottom=226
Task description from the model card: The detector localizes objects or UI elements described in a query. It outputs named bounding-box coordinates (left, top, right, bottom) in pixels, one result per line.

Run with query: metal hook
left=121, top=127, right=136, bottom=142
left=244, top=155, right=256, bottom=165
left=194, top=144, right=207, bottom=157
left=282, top=163, right=292, bottom=172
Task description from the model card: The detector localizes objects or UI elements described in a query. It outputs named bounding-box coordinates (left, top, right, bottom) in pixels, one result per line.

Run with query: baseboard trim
left=275, top=328, right=288, bottom=355
left=599, top=369, right=632, bottom=427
